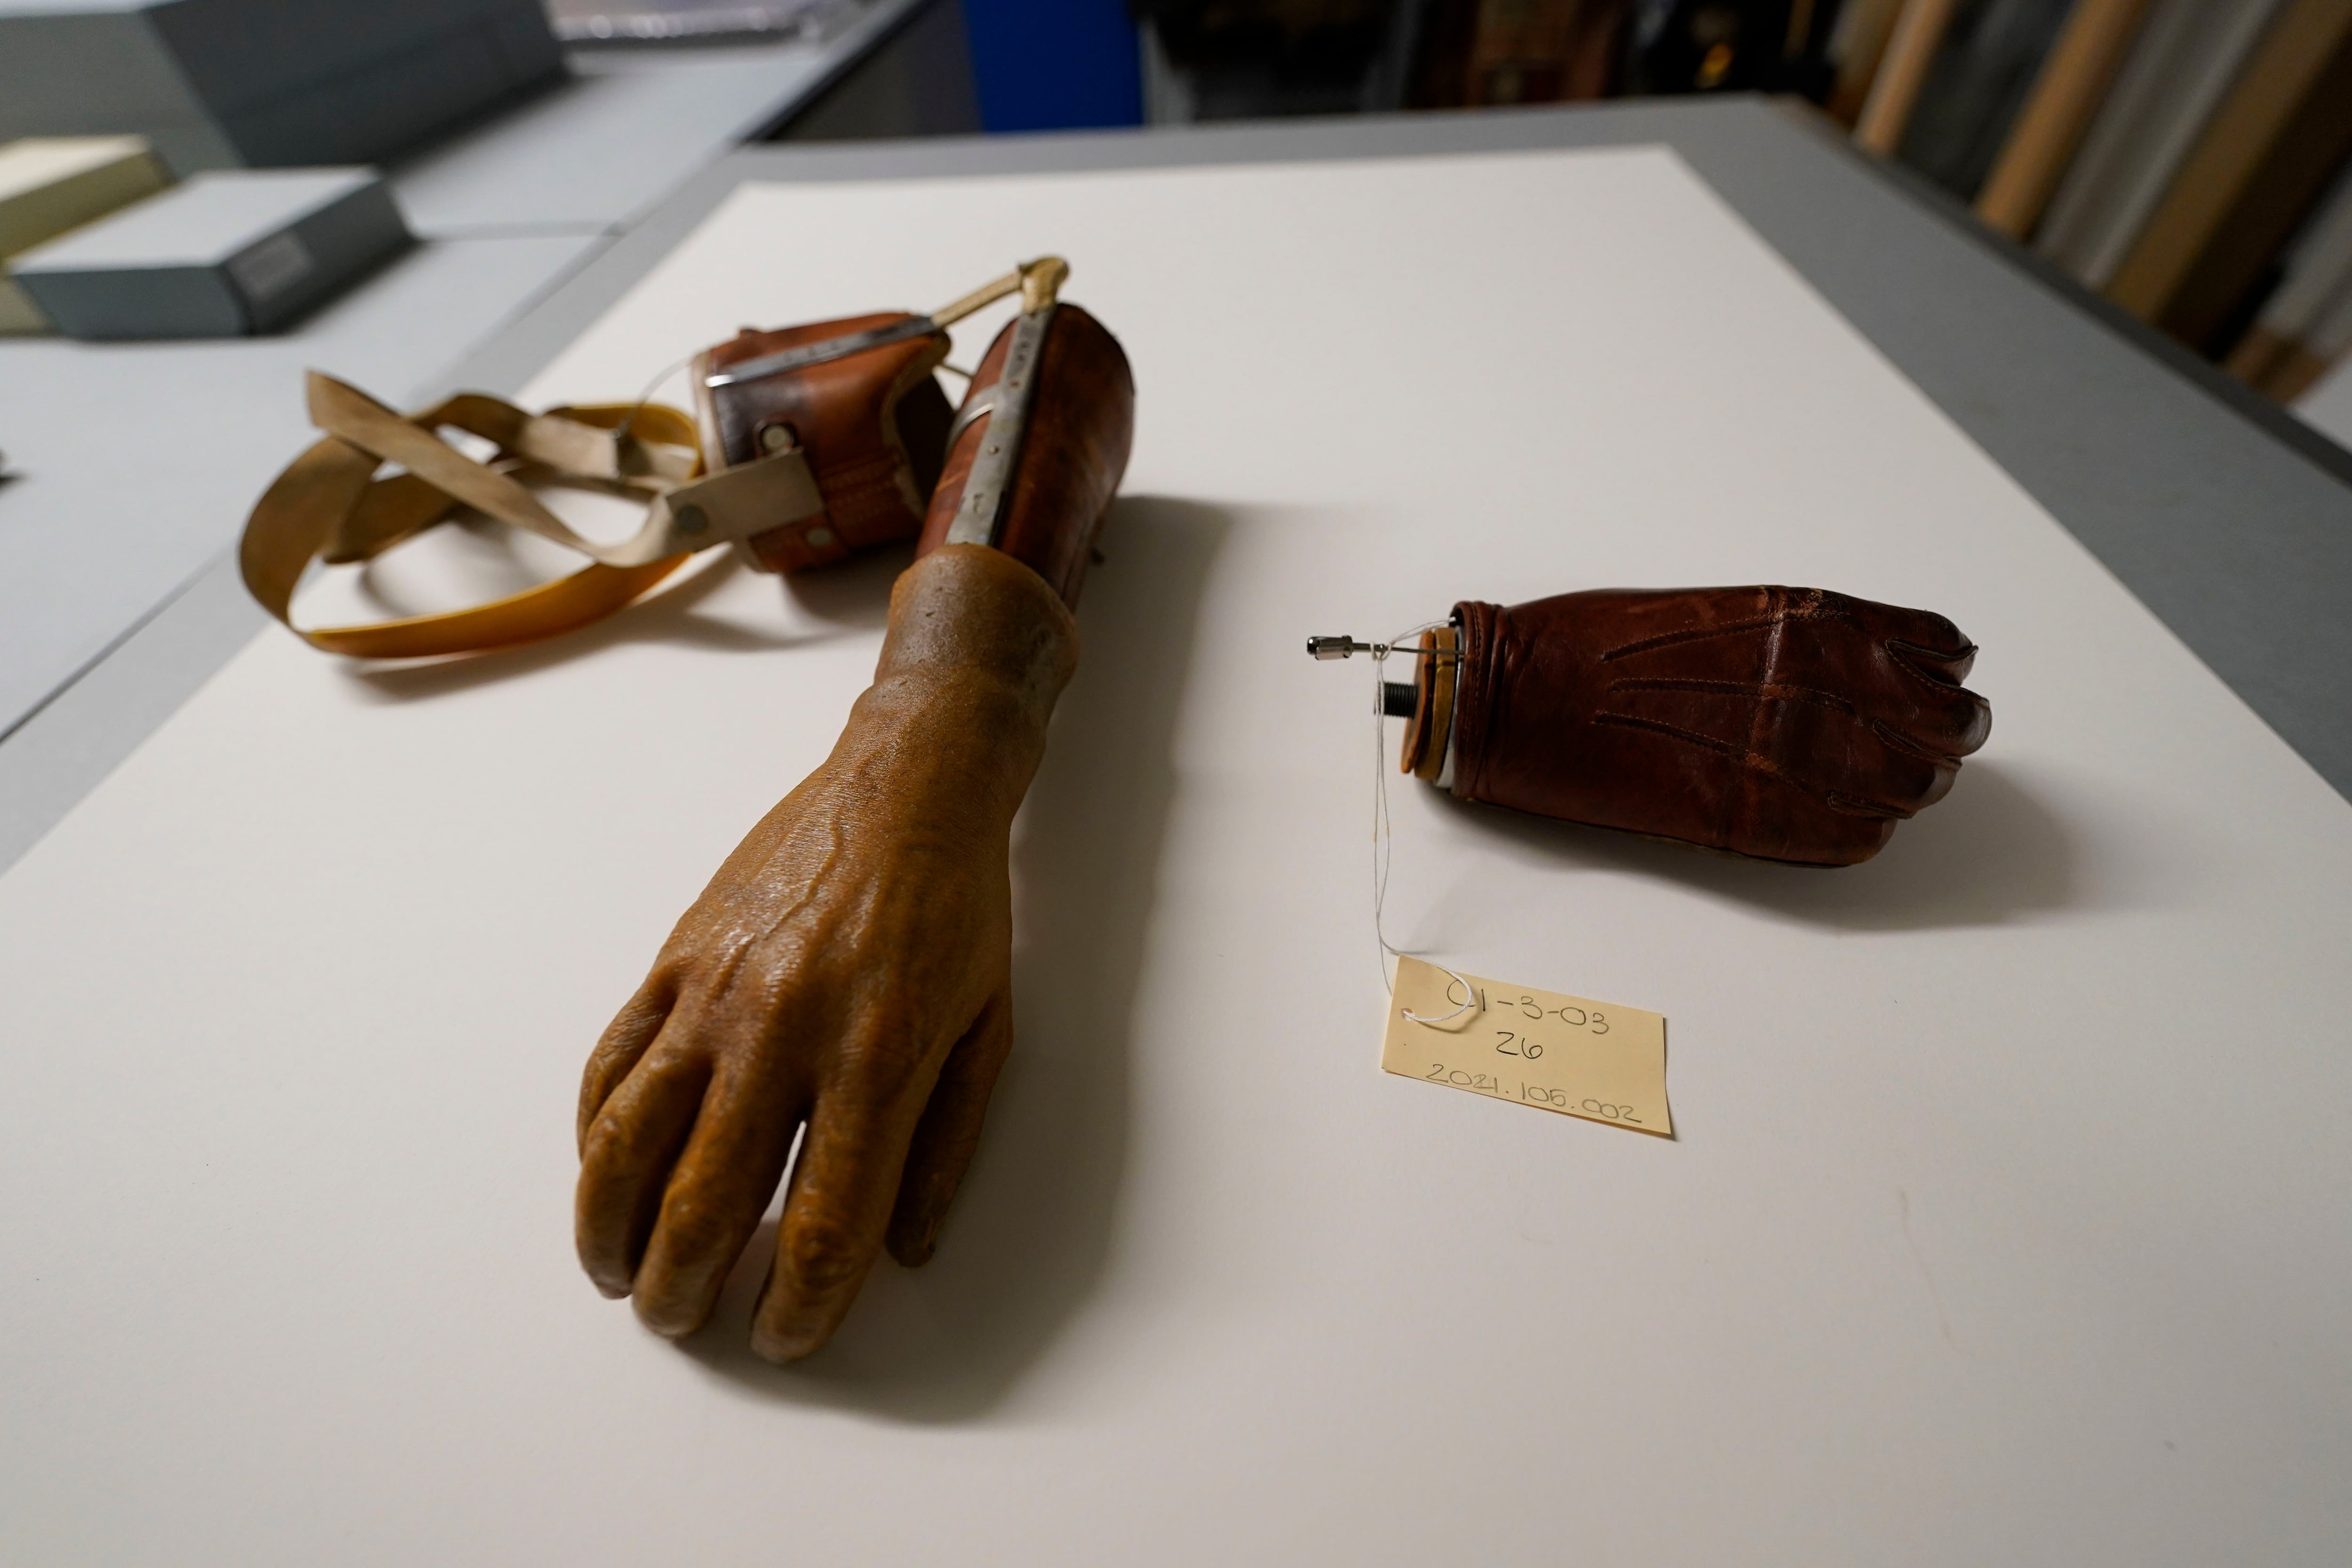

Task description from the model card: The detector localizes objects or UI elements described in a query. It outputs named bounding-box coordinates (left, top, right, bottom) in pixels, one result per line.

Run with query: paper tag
left=1380, top=955, right=1671, bottom=1136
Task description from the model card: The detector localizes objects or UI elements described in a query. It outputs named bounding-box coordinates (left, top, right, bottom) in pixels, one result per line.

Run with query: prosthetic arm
left=573, top=266, right=1135, bottom=1362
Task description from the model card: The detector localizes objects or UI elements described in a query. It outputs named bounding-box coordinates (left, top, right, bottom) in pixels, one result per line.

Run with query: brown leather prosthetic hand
left=574, top=545, right=1077, bottom=1361
left=1447, top=586, right=1991, bottom=866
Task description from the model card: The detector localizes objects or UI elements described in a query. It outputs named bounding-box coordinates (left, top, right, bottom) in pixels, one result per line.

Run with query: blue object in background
left=959, top=0, right=1144, bottom=132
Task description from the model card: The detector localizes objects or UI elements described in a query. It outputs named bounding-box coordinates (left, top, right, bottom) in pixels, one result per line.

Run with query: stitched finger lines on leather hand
left=1885, top=636, right=1986, bottom=693
left=1824, top=790, right=1912, bottom=820
left=1608, top=676, right=1857, bottom=714
left=1597, top=603, right=1855, bottom=663
left=1868, top=716, right=1965, bottom=768
left=1593, top=711, right=1916, bottom=820
left=1594, top=710, right=1743, bottom=757
left=1879, top=639, right=1992, bottom=756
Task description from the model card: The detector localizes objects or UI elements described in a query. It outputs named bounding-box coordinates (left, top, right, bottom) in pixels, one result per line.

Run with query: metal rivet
left=758, top=423, right=797, bottom=454
left=986, top=444, right=1000, bottom=454
left=674, top=503, right=708, bottom=535
left=806, top=526, right=834, bottom=548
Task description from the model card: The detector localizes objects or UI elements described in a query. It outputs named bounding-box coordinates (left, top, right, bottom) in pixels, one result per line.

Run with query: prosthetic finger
left=576, top=1046, right=713, bottom=1297
left=577, top=975, right=677, bottom=1151
left=628, top=1054, right=807, bottom=1338
left=888, top=983, right=1017, bottom=1268
left=753, top=1086, right=932, bottom=1363
left=1880, top=637, right=1994, bottom=756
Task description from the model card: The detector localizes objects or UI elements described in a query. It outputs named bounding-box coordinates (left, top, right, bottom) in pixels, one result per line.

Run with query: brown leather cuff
left=695, top=313, right=953, bottom=573
left=916, top=305, right=1135, bottom=608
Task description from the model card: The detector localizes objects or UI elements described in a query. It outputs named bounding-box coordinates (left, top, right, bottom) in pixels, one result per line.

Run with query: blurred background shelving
left=761, top=0, right=2352, bottom=421
left=11, top=0, right=2351, bottom=410
left=1124, top=0, right=2352, bottom=418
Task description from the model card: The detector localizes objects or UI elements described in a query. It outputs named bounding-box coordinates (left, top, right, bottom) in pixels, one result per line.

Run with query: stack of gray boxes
left=0, top=0, right=564, bottom=335
left=0, top=0, right=566, bottom=176
left=10, top=168, right=412, bottom=337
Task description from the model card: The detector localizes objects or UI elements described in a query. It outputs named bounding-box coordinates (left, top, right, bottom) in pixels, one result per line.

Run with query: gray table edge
left=9, top=96, right=2350, bottom=876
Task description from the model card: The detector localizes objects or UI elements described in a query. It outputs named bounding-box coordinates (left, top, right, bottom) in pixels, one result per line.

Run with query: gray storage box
left=0, top=0, right=565, bottom=175
left=10, top=167, right=412, bottom=338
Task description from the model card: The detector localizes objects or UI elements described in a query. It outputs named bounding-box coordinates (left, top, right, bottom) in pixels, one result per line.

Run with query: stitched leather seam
left=1599, top=605, right=1851, bottom=662
left=1824, top=791, right=1909, bottom=819
left=1869, top=716, right=1962, bottom=768
left=1609, top=676, right=1856, bottom=713
left=1595, top=710, right=1741, bottom=757
left=1740, top=594, right=1792, bottom=850
left=1884, top=637, right=1986, bottom=702
left=1595, top=712, right=1916, bottom=819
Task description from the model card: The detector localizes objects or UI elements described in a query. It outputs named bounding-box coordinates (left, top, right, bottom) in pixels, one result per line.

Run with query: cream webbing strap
left=241, top=372, right=824, bottom=659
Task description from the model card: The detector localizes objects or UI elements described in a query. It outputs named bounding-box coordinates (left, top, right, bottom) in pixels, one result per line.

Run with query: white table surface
left=3, top=146, right=2348, bottom=1565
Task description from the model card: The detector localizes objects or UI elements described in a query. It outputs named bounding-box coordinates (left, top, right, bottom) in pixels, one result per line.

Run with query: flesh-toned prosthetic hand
left=576, top=278, right=1133, bottom=1361
left=576, top=548, right=1075, bottom=1359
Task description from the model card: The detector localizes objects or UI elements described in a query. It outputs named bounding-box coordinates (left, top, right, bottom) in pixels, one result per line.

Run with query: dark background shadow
left=1432, top=759, right=2076, bottom=932
left=676, top=496, right=1231, bottom=1421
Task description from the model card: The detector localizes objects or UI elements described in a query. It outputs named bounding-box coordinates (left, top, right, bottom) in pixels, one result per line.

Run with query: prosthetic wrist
left=839, top=544, right=1081, bottom=824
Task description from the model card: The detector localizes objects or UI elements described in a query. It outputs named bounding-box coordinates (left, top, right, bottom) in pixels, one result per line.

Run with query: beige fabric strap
left=242, top=373, right=826, bottom=659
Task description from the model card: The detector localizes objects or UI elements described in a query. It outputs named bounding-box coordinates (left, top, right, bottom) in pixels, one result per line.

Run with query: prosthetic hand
left=1332, top=585, right=1989, bottom=867
left=577, top=270, right=1134, bottom=1361
left=575, top=547, right=1075, bottom=1358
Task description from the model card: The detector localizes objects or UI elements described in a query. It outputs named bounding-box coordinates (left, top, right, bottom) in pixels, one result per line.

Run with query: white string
left=1371, top=623, right=1481, bottom=1026
left=611, top=352, right=698, bottom=446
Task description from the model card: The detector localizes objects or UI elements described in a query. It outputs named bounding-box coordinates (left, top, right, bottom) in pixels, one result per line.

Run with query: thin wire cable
left=611, top=352, right=697, bottom=447
left=1371, top=622, right=1480, bottom=1025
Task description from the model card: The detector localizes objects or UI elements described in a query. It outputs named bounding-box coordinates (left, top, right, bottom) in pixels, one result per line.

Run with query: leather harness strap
left=243, top=260, right=1073, bottom=661
left=241, top=372, right=823, bottom=659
